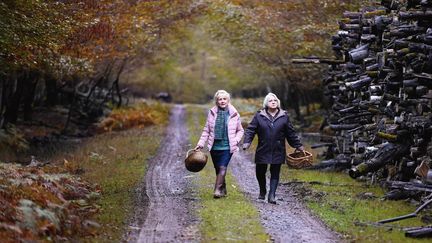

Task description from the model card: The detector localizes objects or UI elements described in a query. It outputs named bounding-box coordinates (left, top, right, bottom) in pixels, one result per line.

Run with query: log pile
left=311, top=0, right=432, bottom=186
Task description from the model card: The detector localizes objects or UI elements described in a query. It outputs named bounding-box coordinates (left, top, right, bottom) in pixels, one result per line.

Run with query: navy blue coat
left=244, top=109, right=302, bottom=164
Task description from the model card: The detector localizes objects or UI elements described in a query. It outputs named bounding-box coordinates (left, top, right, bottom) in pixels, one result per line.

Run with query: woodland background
left=1, top=1, right=381, bottom=241
left=0, top=0, right=367, bottom=134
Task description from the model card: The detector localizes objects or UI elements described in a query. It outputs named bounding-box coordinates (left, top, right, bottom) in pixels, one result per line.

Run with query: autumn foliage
left=95, top=102, right=169, bottom=133
left=0, top=0, right=198, bottom=132
left=0, top=163, right=101, bottom=241
left=202, top=0, right=365, bottom=117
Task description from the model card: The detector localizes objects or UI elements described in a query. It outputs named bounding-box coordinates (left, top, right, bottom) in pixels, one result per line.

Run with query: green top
left=212, top=108, right=230, bottom=150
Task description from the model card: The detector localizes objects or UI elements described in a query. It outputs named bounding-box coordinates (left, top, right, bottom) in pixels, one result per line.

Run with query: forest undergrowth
left=0, top=101, right=169, bottom=241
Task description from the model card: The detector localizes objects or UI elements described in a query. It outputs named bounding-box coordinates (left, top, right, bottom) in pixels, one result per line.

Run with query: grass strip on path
left=46, top=103, right=169, bottom=241
left=186, top=105, right=269, bottom=242
left=281, top=164, right=430, bottom=243
left=70, top=126, right=165, bottom=242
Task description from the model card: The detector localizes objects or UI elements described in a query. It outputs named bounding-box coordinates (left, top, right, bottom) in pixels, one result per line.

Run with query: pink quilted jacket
left=197, top=104, right=244, bottom=153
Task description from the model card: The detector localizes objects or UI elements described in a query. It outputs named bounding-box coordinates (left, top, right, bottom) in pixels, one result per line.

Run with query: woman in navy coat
left=243, top=93, right=304, bottom=204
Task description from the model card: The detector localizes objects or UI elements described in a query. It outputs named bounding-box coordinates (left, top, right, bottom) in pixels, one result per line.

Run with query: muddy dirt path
left=126, top=105, right=339, bottom=242
left=230, top=151, right=341, bottom=243
left=126, top=105, right=200, bottom=243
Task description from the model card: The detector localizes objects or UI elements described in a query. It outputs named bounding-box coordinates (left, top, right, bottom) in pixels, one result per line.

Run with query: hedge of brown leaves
left=95, top=102, right=169, bottom=133
left=0, top=163, right=101, bottom=241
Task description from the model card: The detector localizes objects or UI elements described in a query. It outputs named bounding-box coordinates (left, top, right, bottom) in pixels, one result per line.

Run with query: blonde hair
left=263, top=93, right=281, bottom=108
left=214, top=90, right=231, bottom=104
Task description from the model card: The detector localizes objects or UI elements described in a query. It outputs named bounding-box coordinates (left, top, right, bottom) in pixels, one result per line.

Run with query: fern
left=0, top=124, right=29, bottom=152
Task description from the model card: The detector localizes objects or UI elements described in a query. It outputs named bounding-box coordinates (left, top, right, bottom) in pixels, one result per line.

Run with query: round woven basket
left=286, top=150, right=313, bottom=169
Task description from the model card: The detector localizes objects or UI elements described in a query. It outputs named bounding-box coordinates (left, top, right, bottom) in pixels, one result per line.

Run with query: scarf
left=214, top=108, right=228, bottom=140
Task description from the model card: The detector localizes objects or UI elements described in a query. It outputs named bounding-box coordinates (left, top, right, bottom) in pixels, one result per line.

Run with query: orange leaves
left=2, top=0, right=198, bottom=78
left=70, top=20, right=114, bottom=44
left=63, top=0, right=197, bottom=60
left=0, top=163, right=101, bottom=241
left=95, top=102, right=169, bottom=133
left=0, top=1, right=74, bottom=69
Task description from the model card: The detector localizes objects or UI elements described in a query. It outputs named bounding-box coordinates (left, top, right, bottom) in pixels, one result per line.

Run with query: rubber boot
left=257, top=174, right=266, bottom=200
left=259, top=186, right=266, bottom=200
left=213, top=167, right=225, bottom=196
left=268, top=178, right=279, bottom=204
left=221, top=182, right=227, bottom=197
left=220, top=166, right=227, bottom=197
left=216, top=167, right=227, bottom=197
left=214, top=166, right=227, bottom=198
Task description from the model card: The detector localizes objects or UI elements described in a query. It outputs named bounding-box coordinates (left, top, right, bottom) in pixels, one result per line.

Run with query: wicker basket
left=286, top=150, right=313, bottom=169
left=185, top=149, right=208, bottom=172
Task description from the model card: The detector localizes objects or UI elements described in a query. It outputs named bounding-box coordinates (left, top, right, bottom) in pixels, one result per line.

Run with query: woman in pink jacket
left=195, top=90, right=244, bottom=198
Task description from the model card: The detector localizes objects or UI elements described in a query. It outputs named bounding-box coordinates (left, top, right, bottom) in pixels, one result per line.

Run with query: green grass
left=281, top=168, right=431, bottom=242
left=186, top=105, right=269, bottom=242
left=46, top=124, right=166, bottom=242
left=82, top=127, right=165, bottom=241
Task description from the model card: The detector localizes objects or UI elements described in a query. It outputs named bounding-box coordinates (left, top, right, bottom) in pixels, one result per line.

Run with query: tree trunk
left=4, top=71, right=25, bottom=125
left=289, top=85, right=302, bottom=121
left=0, top=76, right=5, bottom=127
left=23, top=71, right=39, bottom=121
left=85, top=61, right=114, bottom=108
left=283, top=79, right=290, bottom=109
left=304, top=92, right=311, bottom=116
left=114, top=59, right=126, bottom=108
left=45, top=73, right=57, bottom=106
left=63, top=91, right=76, bottom=134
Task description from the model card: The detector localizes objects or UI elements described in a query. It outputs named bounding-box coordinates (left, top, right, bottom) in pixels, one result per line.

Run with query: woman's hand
left=194, top=145, right=203, bottom=151
left=295, top=146, right=305, bottom=152
left=242, top=143, right=250, bottom=150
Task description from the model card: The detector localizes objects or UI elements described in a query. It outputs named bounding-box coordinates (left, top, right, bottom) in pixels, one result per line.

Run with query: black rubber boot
left=220, top=167, right=227, bottom=197
left=257, top=177, right=266, bottom=200
left=258, top=189, right=266, bottom=200
left=256, top=166, right=267, bottom=200
left=268, top=178, right=279, bottom=204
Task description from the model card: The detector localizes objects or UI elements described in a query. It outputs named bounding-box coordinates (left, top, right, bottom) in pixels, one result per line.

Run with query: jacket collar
left=259, top=108, right=286, bottom=121
left=210, top=104, right=239, bottom=118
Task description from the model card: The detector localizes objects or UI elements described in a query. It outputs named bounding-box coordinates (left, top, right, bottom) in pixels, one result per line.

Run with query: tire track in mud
left=230, top=151, right=341, bottom=243
left=126, top=105, right=200, bottom=243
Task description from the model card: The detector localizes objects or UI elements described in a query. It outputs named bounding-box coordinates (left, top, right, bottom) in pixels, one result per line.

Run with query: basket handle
left=295, top=147, right=305, bottom=155
left=186, top=149, right=196, bottom=159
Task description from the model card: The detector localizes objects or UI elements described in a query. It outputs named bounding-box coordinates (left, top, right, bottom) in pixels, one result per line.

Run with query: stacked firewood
left=291, top=0, right=432, bottom=236
left=295, top=0, right=432, bottom=186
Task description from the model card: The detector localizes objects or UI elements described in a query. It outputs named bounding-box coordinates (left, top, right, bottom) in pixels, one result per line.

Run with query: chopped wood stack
left=318, top=0, right=432, bottom=184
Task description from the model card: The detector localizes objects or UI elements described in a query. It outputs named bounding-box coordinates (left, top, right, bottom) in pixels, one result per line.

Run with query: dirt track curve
left=126, top=105, right=339, bottom=243
left=230, top=151, right=341, bottom=243
left=126, top=104, right=200, bottom=243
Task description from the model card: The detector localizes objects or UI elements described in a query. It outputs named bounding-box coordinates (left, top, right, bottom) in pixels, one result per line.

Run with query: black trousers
left=256, top=164, right=281, bottom=194
left=256, top=163, right=281, bottom=181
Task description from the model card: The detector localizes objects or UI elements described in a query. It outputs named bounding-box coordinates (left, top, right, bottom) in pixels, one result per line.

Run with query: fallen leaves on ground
left=0, top=162, right=101, bottom=242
